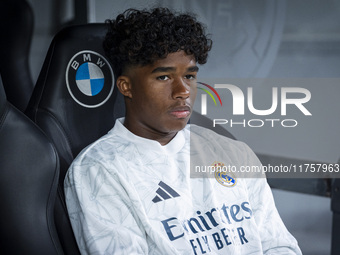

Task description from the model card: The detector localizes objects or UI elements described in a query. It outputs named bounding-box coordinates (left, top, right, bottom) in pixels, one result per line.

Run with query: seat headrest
left=26, top=23, right=125, bottom=170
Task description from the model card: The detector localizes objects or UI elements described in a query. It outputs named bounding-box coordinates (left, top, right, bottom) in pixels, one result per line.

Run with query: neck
left=123, top=118, right=178, bottom=146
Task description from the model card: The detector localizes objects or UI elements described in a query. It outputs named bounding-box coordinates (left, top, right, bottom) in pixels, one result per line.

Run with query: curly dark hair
left=103, top=7, right=212, bottom=77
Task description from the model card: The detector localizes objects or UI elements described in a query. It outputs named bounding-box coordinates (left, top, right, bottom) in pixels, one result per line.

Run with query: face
left=117, top=51, right=198, bottom=143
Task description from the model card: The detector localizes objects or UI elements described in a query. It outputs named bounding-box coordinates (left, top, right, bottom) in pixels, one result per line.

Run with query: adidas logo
left=152, top=181, right=180, bottom=203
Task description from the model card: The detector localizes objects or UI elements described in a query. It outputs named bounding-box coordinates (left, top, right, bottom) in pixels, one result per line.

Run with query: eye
left=157, top=75, right=170, bottom=81
left=185, top=74, right=196, bottom=80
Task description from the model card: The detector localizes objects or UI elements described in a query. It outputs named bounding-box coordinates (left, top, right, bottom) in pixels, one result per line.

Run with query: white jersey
left=65, top=118, right=302, bottom=255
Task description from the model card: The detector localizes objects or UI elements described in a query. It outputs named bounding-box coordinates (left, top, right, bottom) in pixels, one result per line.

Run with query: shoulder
left=74, top=132, right=119, bottom=164
left=66, top=129, right=130, bottom=182
left=189, top=124, right=250, bottom=151
left=189, top=124, right=262, bottom=174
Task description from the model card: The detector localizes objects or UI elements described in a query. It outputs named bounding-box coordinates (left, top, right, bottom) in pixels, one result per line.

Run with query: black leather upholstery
left=0, top=0, right=34, bottom=112
left=0, top=81, right=63, bottom=254
left=26, top=23, right=125, bottom=255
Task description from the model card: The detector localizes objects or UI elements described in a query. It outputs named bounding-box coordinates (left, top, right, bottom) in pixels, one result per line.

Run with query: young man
left=65, top=8, right=302, bottom=254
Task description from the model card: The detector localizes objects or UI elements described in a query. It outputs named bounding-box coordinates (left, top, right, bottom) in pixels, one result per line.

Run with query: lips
left=169, top=105, right=191, bottom=119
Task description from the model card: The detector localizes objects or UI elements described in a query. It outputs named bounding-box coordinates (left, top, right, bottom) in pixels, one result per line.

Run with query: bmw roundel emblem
left=66, top=50, right=114, bottom=108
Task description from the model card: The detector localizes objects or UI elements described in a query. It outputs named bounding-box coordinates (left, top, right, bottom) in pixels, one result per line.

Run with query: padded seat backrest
left=26, top=23, right=125, bottom=254
left=0, top=81, right=63, bottom=254
left=0, top=0, right=34, bottom=111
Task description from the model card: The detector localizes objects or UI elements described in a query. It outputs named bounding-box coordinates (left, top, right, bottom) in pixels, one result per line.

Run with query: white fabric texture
left=65, top=118, right=302, bottom=255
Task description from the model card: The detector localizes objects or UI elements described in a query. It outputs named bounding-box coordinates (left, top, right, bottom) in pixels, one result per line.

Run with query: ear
left=116, top=76, right=132, bottom=99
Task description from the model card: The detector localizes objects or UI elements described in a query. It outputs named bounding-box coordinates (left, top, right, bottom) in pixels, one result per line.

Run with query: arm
left=243, top=144, right=302, bottom=255
left=64, top=156, right=148, bottom=255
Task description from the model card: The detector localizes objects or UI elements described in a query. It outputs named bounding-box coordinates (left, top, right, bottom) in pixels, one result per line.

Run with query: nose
left=172, top=78, right=190, bottom=99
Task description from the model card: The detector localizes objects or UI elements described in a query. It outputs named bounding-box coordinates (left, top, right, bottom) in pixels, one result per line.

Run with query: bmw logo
left=66, top=50, right=114, bottom=108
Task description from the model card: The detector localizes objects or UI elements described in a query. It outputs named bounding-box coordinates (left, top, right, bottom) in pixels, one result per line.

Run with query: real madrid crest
left=214, top=162, right=237, bottom=188
left=65, top=50, right=114, bottom=108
